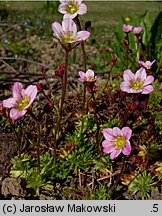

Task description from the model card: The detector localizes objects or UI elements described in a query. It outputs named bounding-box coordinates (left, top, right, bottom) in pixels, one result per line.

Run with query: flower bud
left=112, top=55, right=117, bottom=64
left=37, top=83, right=43, bottom=92
left=119, top=90, right=125, bottom=97
left=129, top=103, right=137, bottom=111
left=39, top=65, right=44, bottom=73
left=99, top=48, right=102, bottom=53
left=44, top=102, right=53, bottom=113
left=48, top=102, right=53, bottom=109
left=137, top=36, right=142, bottom=44
left=85, top=21, right=91, bottom=30
left=123, top=39, right=128, bottom=46
left=90, top=63, right=94, bottom=70
left=55, top=64, right=65, bottom=79
left=105, top=47, right=110, bottom=52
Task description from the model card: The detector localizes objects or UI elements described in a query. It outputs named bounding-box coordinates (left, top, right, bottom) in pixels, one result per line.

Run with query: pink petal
left=86, top=69, right=94, bottom=79
left=120, top=82, right=131, bottom=93
left=63, top=13, right=76, bottom=19
left=143, top=75, right=154, bottom=86
left=123, top=69, right=135, bottom=82
left=110, top=149, right=122, bottom=160
left=62, top=19, right=77, bottom=36
left=24, top=85, right=37, bottom=108
left=151, top=60, right=156, bottom=65
left=113, top=127, right=123, bottom=137
left=122, top=140, right=131, bottom=155
left=142, top=85, right=154, bottom=94
left=102, top=140, right=114, bottom=148
left=103, top=145, right=116, bottom=154
left=138, top=60, right=145, bottom=67
left=135, top=68, right=146, bottom=81
left=51, top=22, right=63, bottom=39
left=102, top=128, right=114, bottom=140
left=58, top=4, right=66, bottom=14
left=77, top=30, right=90, bottom=41
left=78, top=71, right=86, bottom=82
left=78, top=3, right=87, bottom=15
left=12, top=82, right=23, bottom=100
left=121, top=127, right=132, bottom=140
left=3, top=98, right=17, bottom=108
left=10, top=108, right=27, bottom=120
left=129, top=88, right=142, bottom=93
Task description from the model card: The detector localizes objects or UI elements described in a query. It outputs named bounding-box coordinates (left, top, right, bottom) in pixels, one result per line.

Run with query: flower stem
left=91, top=89, right=100, bottom=153
left=42, top=73, right=54, bottom=100
left=8, top=119, right=21, bottom=156
left=37, top=121, right=41, bottom=176
left=108, top=156, right=125, bottom=198
left=74, top=16, right=87, bottom=139
left=53, top=50, right=69, bottom=164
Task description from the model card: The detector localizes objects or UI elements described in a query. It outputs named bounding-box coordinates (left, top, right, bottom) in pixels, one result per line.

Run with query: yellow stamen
left=130, top=79, right=143, bottom=90
left=66, top=2, right=79, bottom=14
left=115, top=136, right=126, bottom=149
left=17, top=97, right=30, bottom=111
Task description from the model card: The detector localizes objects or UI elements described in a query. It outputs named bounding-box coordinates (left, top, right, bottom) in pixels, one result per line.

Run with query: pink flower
left=120, top=68, right=154, bottom=94
left=3, top=82, right=37, bottom=120
left=122, top=24, right=133, bottom=33
left=78, top=69, right=97, bottom=83
left=133, top=26, right=142, bottom=35
left=58, top=0, right=87, bottom=19
left=51, top=18, right=90, bottom=44
left=102, top=127, right=132, bottom=160
left=138, top=60, right=156, bottom=70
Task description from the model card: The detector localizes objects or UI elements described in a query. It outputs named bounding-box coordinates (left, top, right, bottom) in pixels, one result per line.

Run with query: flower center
left=87, top=76, right=94, bottom=82
left=17, top=97, right=30, bottom=111
left=60, top=31, right=77, bottom=43
left=66, top=2, right=79, bottom=14
left=115, top=136, right=126, bottom=149
left=130, top=79, right=143, bottom=90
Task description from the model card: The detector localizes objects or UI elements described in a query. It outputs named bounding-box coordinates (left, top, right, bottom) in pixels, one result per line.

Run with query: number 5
left=153, top=204, right=158, bottom=212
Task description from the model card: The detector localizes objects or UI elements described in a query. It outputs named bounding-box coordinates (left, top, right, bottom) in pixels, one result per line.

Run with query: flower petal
left=3, top=98, right=17, bottom=108
left=51, top=22, right=63, bottom=39
left=102, top=140, right=114, bottom=148
left=143, top=75, right=154, bottom=86
left=79, top=71, right=86, bottom=78
left=78, top=3, right=87, bottom=15
left=120, top=82, right=131, bottom=93
left=121, top=127, right=132, bottom=140
left=63, top=13, right=78, bottom=19
left=123, top=69, right=135, bottom=82
left=10, top=108, right=27, bottom=120
left=102, top=128, right=114, bottom=140
left=110, top=149, right=122, bottom=160
left=129, top=88, right=142, bottom=93
left=58, top=4, right=66, bottom=14
left=103, top=145, right=116, bottom=154
left=86, top=69, right=94, bottom=79
left=77, top=30, right=90, bottom=41
left=135, top=68, right=146, bottom=81
left=122, top=140, right=131, bottom=155
left=24, top=85, right=37, bottom=108
left=142, top=85, right=154, bottom=94
left=12, top=82, right=23, bottom=100
left=62, top=18, right=77, bottom=36
left=113, top=127, right=123, bottom=137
